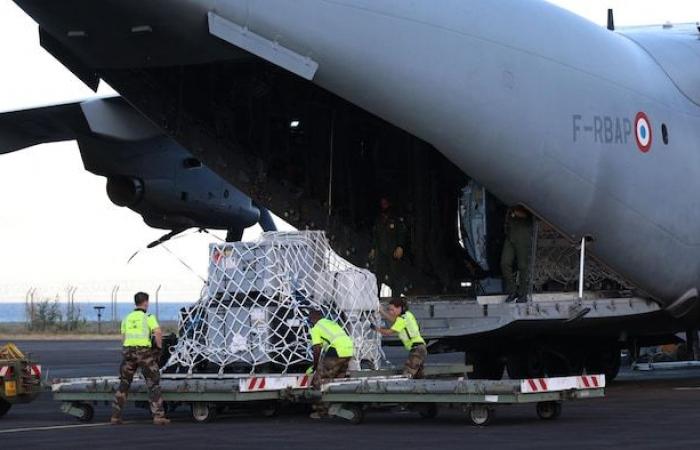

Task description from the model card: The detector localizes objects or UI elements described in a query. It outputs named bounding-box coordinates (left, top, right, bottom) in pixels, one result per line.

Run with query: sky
left=0, top=1, right=698, bottom=304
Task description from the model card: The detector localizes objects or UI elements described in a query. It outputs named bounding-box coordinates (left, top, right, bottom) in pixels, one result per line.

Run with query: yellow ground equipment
left=0, top=343, right=42, bottom=417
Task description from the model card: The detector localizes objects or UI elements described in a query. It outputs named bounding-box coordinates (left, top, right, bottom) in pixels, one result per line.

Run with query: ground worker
left=377, top=298, right=427, bottom=379
left=369, top=196, right=409, bottom=296
left=308, top=309, right=354, bottom=386
left=500, top=205, right=534, bottom=303
left=307, top=309, right=353, bottom=418
left=111, top=292, right=169, bottom=425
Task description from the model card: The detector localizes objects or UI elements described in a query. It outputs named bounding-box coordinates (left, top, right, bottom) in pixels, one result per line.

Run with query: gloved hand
left=305, top=366, right=314, bottom=375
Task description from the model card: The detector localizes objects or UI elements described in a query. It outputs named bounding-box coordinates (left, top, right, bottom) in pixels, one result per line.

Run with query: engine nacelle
left=106, top=176, right=144, bottom=208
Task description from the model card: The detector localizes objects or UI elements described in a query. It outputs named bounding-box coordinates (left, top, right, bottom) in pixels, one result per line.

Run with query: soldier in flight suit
left=369, top=197, right=408, bottom=296
left=500, top=206, right=534, bottom=303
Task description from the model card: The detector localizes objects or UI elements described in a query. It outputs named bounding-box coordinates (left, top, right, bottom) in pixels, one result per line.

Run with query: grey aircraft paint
left=8, top=0, right=700, bottom=308
left=205, top=1, right=700, bottom=305
left=0, top=97, right=275, bottom=235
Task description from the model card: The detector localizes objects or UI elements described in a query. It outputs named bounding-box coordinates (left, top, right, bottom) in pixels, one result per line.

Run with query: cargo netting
left=164, top=231, right=382, bottom=374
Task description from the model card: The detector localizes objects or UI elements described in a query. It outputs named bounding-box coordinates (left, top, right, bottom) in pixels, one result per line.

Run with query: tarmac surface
left=2, top=340, right=700, bottom=449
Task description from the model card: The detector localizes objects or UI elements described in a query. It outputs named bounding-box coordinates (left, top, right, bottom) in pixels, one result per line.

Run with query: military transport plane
left=0, top=97, right=277, bottom=242
left=5, top=1, right=700, bottom=376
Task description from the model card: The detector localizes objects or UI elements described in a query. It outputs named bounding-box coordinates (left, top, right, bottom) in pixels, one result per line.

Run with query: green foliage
left=25, top=299, right=87, bottom=332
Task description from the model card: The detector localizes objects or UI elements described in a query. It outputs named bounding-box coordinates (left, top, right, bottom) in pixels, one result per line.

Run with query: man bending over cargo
left=308, top=309, right=354, bottom=389
left=377, top=298, right=427, bottom=379
left=111, top=292, right=169, bottom=425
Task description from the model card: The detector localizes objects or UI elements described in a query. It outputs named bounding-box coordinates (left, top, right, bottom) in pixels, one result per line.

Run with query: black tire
left=346, top=405, right=364, bottom=425
left=191, top=402, right=217, bottom=423
left=468, top=405, right=493, bottom=426
left=585, top=348, right=621, bottom=381
left=543, top=349, right=584, bottom=377
left=0, top=399, right=12, bottom=418
left=536, top=401, right=562, bottom=420
left=261, top=404, right=280, bottom=418
left=417, top=403, right=439, bottom=419
left=466, top=353, right=505, bottom=380
left=506, top=350, right=545, bottom=379
left=76, top=404, right=95, bottom=423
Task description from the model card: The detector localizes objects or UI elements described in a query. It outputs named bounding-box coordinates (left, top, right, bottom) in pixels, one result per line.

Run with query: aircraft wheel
left=585, top=348, right=621, bottom=381
left=466, top=352, right=505, bottom=380
left=506, top=349, right=544, bottom=379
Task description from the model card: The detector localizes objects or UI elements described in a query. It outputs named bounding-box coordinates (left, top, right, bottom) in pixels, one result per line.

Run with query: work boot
left=110, top=416, right=123, bottom=425
left=153, top=417, right=171, bottom=425
left=504, top=293, right=518, bottom=303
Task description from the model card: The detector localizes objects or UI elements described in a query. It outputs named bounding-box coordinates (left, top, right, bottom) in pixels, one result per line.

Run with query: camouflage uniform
left=500, top=210, right=534, bottom=297
left=112, top=347, right=165, bottom=419
left=404, top=344, right=427, bottom=379
left=372, top=211, right=408, bottom=295
left=312, top=356, right=350, bottom=389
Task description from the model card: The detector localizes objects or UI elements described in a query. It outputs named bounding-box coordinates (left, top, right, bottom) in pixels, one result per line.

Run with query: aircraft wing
left=0, top=101, right=86, bottom=155
left=0, top=96, right=165, bottom=156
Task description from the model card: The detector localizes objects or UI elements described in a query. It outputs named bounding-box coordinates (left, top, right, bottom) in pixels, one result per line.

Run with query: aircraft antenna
left=607, top=9, right=615, bottom=31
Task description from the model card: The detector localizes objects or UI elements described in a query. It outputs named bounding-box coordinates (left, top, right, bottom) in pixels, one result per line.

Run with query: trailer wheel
left=468, top=405, right=493, bottom=426
left=536, top=401, right=562, bottom=420
left=261, top=404, right=280, bottom=418
left=0, top=399, right=12, bottom=418
left=76, top=404, right=95, bottom=423
left=417, top=403, right=439, bottom=419
left=191, top=402, right=217, bottom=423
left=346, top=405, right=364, bottom=425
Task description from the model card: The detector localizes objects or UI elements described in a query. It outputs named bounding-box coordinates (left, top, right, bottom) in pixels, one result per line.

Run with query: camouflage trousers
left=312, top=356, right=350, bottom=389
left=112, top=347, right=164, bottom=419
left=404, top=344, right=427, bottom=379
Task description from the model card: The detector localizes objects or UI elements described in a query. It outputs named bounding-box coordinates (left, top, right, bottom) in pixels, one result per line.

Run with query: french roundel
left=635, top=112, right=652, bottom=153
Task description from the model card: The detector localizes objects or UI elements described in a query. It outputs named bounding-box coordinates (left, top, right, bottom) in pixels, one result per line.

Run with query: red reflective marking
left=259, top=378, right=266, bottom=389
left=591, top=376, right=599, bottom=387
left=582, top=376, right=591, bottom=388
left=528, top=379, right=538, bottom=391
left=539, top=379, right=548, bottom=391
left=247, top=378, right=257, bottom=390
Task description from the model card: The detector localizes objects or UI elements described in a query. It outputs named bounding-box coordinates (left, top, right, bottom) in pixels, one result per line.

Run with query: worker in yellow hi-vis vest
left=307, top=308, right=354, bottom=419
left=111, top=292, right=170, bottom=425
left=377, top=298, right=427, bottom=379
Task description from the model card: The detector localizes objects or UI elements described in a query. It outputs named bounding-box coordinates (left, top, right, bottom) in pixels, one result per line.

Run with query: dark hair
left=389, top=298, right=407, bottom=314
left=134, top=292, right=149, bottom=306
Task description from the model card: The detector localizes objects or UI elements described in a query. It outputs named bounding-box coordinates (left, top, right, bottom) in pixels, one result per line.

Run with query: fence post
left=155, top=285, right=162, bottom=319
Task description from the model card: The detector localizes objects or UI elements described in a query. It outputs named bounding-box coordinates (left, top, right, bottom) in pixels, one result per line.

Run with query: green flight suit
left=371, top=211, right=408, bottom=295
left=500, top=212, right=534, bottom=296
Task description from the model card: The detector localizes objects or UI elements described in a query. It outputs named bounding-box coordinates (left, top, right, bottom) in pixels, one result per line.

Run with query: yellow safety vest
left=121, top=310, right=158, bottom=347
left=310, top=318, right=354, bottom=358
left=391, top=311, right=426, bottom=351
